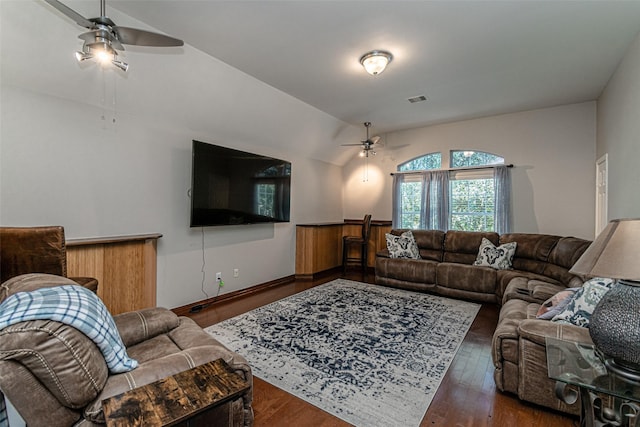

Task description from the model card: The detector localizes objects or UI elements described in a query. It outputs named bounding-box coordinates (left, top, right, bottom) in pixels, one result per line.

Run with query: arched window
left=398, top=153, right=441, bottom=171
left=450, top=150, right=504, bottom=168
left=393, top=150, right=511, bottom=233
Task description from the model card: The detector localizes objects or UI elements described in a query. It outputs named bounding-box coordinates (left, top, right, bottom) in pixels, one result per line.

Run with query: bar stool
left=342, top=214, right=372, bottom=274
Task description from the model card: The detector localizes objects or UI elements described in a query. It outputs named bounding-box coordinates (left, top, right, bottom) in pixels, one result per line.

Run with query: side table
left=102, top=358, right=250, bottom=427
left=546, top=337, right=640, bottom=427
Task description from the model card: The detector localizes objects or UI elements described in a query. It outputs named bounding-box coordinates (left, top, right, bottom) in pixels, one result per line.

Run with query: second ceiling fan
left=343, top=122, right=383, bottom=157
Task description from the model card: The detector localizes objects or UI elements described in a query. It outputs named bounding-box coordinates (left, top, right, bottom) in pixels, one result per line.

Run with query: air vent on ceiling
left=407, top=95, right=428, bottom=104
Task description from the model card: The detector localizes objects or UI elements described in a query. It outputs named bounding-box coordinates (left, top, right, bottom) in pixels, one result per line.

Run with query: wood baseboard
left=171, top=275, right=296, bottom=317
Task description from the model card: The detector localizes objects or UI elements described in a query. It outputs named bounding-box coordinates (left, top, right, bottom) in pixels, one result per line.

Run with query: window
left=392, top=151, right=510, bottom=233
left=450, top=150, right=504, bottom=168
left=449, top=169, right=495, bottom=232
left=399, top=153, right=441, bottom=171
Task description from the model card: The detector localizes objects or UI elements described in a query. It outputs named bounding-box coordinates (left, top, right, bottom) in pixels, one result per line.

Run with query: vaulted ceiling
left=105, top=0, right=640, bottom=136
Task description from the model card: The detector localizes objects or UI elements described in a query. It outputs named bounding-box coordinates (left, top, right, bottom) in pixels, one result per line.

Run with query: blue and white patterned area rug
left=205, top=279, right=480, bottom=427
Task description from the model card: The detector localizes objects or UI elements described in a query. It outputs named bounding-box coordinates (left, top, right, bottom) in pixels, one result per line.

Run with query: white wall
left=0, top=1, right=346, bottom=309
left=597, top=30, right=640, bottom=220
left=343, top=102, right=597, bottom=239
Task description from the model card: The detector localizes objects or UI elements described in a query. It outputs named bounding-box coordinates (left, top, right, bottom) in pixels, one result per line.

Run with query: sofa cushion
left=542, top=236, right=592, bottom=285
left=500, top=233, right=560, bottom=275
left=84, top=316, right=252, bottom=424
left=410, top=229, right=445, bottom=262
left=437, top=262, right=497, bottom=294
left=501, top=277, right=566, bottom=305
left=552, top=277, right=616, bottom=327
left=376, top=257, right=437, bottom=284
left=474, top=238, right=517, bottom=270
left=385, top=231, right=421, bottom=259
left=443, top=231, right=500, bottom=264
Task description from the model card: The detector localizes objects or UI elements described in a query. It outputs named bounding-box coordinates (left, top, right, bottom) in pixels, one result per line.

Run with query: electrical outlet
left=233, top=268, right=239, bottom=278
left=216, top=272, right=222, bottom=283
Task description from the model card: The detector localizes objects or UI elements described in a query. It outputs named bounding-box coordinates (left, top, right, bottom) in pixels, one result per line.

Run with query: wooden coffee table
left=103, top=358, right=250, bottom=427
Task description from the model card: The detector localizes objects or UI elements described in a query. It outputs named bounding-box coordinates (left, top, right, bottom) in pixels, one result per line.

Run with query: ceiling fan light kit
left=360, top=50, right=393, bottom=76
left=44, top=0, right=184, bottom=72
left=75, top=40, right=129, bottom=72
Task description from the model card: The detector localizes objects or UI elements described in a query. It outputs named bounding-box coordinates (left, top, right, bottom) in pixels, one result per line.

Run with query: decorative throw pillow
left=536, top=287, right=581, bottom=320
left=551, top=278, right=616, bottom=327
left=385, top=231, right=421, bottom=259
left=473, top=238, right=517, bottom=270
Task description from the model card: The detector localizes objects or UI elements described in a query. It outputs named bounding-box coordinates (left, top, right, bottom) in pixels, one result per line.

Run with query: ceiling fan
left=43, top=0, right=184, bottom=72
left=343, top=122, right=383, bottom=158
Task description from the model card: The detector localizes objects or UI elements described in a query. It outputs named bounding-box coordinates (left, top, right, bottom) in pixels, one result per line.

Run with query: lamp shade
left=569, top=218, right=640, bottom=281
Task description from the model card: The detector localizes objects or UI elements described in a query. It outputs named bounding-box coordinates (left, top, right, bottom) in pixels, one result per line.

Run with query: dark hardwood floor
left=185, top=270, right=578, bottom=427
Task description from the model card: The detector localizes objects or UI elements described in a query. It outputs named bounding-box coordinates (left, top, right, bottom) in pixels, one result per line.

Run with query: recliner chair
left=0, top=273, right=254, bottom=426
left=0, top=226, right=98, bottom=292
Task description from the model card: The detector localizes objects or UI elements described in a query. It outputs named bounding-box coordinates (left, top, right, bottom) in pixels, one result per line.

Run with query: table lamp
left=569, top=218, right=640, bottom=381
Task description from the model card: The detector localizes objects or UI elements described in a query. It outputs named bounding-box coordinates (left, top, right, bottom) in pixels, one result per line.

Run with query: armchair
left=0, top=274, right=253, bottom=427
left=0, top=226, right=98, bottom=293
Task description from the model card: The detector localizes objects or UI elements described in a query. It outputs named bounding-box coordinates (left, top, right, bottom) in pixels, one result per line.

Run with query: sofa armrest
left=376, top=249, right=390, bottom=258
left=114, top=307, right=181, bottom=348
left=518, top=318, right=592, bottom=347
left=529, top=280, right=566, bottom=302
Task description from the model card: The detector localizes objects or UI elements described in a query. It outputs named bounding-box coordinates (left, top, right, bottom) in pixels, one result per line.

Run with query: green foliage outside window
left=451, top=151, right=504, bottom=168
left=399, top=153, right=441, bottom=171
left=400, top=181, right=423, bottom=229
left=449, top=178, right=495, bottom=232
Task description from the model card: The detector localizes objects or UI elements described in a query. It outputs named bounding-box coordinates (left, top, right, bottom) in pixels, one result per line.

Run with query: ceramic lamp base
left=590, top=280, right=640, bottom=376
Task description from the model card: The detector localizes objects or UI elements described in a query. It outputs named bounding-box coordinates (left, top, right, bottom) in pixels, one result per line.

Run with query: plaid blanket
left=0, top=284, right=137, bottom=373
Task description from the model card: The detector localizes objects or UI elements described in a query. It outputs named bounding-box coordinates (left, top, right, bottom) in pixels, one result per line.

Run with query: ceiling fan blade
left=79, top=29, right=124, bottom=51
left=43, top=0, right=95, bottom=29
left=341, top=143, right=365, bottom=146
left=369, top=136, right=382, bottom=145
left=113, top=26, right=184, bottom=47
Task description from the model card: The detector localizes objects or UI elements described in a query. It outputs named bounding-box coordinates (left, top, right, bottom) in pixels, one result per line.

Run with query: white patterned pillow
left=552, top=277, right=616, bottom=327
left=385, top=231, right=421, bottom=259
left=473, top=238, right=517, bottom=270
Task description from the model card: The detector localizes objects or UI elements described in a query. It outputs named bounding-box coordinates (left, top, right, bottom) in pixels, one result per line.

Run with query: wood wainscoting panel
left=67, top=233, right=161, bottom=315
left=295, top=223, right=343, bottom=279
left=370, top=223, right=392, bottom=267
left=296, top=220, right=391, bottom=277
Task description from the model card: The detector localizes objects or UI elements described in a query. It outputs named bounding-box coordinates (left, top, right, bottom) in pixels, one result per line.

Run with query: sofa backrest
left=389, top=229, right=445, bottom=261
left=384, top=229, right=591, bottom=287
left=499, top=233, right=560, bottom=275
left=443, top=230, right=500, bottom=264
left=543, top=236, right=591, bottom=285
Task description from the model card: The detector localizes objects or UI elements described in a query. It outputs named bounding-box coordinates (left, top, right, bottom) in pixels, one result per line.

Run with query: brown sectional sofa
left=375, top=229, right=592, bottom=415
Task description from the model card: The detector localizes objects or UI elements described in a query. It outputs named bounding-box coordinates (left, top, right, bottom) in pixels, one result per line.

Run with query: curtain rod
left=390, top=163, right=513, bottom=176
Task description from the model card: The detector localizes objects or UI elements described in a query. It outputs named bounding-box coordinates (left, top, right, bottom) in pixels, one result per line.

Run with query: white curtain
left=494, top=165, right=512, bottom=234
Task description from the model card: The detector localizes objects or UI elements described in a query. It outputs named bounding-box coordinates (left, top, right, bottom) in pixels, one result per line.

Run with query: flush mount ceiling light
left=360, top=50, right=393, bottom=76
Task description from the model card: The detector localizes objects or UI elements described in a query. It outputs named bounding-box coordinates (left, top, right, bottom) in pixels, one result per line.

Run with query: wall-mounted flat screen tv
left=190, top=140, right=291, bottom=227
